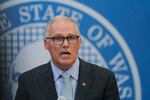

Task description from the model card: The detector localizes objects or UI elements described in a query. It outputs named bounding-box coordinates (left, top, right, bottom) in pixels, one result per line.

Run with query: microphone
left=57, top=96, right=66, bottom=100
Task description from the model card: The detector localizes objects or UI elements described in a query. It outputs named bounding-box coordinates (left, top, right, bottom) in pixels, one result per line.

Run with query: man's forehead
left=46, top=17, right=79, bottom=36
left=48, top=20, right=76, bottom=33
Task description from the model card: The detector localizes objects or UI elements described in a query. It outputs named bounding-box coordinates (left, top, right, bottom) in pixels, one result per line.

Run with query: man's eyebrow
left=67, top=33, right=78, bottom=36
left=50, top=34, right=64, bottom=37
left=51, top=33, right=78, bottom=37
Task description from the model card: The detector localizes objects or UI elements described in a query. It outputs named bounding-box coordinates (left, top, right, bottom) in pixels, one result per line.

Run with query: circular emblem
left=0, top=0, right=141, bottom=100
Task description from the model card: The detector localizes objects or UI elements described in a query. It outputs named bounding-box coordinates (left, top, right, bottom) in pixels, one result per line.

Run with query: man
left=15, top=15, right=120, bottom=100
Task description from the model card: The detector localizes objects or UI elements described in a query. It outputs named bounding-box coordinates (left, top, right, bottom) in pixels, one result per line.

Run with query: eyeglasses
left=46, top=35, right=80, bottom=45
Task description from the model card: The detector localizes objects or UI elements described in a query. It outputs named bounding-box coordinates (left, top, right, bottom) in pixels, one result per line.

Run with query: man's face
left=44, top=19, right=81, bottom=70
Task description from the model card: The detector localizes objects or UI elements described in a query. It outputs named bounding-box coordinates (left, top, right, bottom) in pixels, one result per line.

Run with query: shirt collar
left=51, top=61, right=63, bottom=82
left=51, top=58, right=80, bottom=82
left=66, top=58, right=79, bottom=80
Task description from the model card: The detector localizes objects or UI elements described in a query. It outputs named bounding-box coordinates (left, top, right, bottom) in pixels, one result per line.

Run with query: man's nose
left=62, top=38, right=69, bottom=47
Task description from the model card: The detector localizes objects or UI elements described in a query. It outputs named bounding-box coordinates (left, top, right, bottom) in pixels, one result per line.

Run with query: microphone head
left=57, top=96, right=66, bottom=100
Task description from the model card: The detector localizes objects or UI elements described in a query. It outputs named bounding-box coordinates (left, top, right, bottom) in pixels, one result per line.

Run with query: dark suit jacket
left=15, top=58, right=120, bottom=100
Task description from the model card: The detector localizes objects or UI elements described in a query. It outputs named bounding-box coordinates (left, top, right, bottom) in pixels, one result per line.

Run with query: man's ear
left=77, top=37, right=81, bottom=48
left=44, top=39, right=48, bottom=49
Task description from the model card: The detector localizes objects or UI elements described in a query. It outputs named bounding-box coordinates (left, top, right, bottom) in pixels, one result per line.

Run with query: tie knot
left=61, top=72, right=70, bottom=79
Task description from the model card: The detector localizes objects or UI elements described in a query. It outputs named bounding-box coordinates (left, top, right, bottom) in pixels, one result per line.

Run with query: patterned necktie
left=61, top=72, right=72, bottom=100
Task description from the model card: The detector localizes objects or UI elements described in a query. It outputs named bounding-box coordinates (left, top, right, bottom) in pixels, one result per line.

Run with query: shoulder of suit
left=19, top=62, right=50, bottom=78
left=80, top=58, right=114, bottom=75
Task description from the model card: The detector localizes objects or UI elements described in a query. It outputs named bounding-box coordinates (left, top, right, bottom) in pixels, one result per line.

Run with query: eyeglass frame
left=45, top=35, right=80, bottom=45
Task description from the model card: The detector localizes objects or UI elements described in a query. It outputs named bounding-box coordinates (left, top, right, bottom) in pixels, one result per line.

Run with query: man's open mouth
left=60, top=52, right=71, bottom=55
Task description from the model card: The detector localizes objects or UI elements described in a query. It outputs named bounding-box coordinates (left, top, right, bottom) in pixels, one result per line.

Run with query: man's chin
left=59, top=59, right=73, bottom=68
left=60, top=60, right=71, bottom=65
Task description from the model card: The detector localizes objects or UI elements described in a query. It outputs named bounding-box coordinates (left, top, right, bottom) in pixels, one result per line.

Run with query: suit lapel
left=36, top=62, right=57, bottom=100
left=75, top=59, right=93, bottom=100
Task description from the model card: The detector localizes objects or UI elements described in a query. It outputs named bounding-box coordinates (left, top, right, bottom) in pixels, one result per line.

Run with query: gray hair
left=45, top=15, right=80, bottom=37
